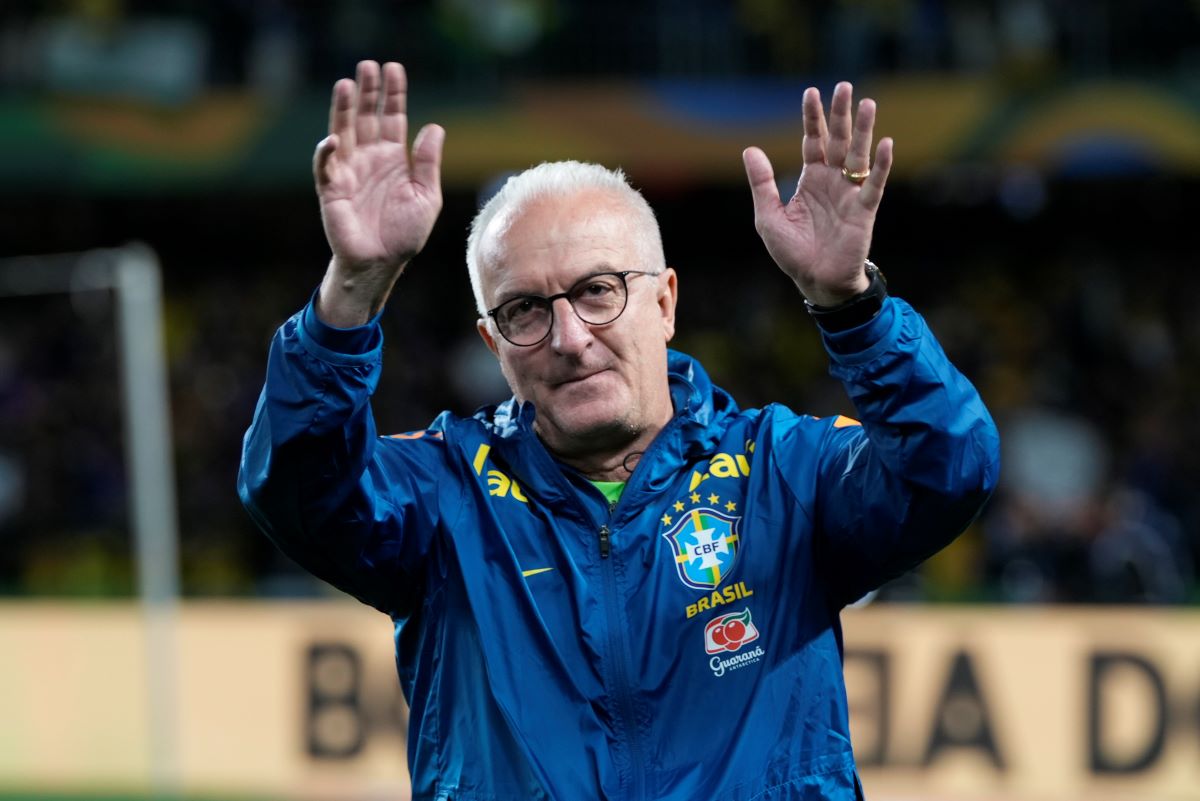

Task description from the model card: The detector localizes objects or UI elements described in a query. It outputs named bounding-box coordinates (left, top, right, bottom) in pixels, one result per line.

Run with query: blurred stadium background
left=1, top=1, right=1198, bottom=799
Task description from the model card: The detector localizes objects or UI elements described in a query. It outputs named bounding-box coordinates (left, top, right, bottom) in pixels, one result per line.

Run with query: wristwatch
left=804, top=261, right=887, bottom=333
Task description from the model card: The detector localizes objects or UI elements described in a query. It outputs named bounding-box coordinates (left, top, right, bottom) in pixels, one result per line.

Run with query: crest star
left=661, top=513, right=673, bottom=526
left=725, top=500, right=737, bottom=512
left=673, top=500, right=685, bottom=512
left=689, top=492, right=701, bottom=504
left=708, top=493, right=720, bottom=505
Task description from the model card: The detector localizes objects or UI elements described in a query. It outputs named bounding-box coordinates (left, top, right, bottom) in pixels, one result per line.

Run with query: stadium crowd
left=0, top=0, right=1197, bottom=604
left=0, top=179, right=1196, bottom=604
left=0, top=0, right=1196, bottom=97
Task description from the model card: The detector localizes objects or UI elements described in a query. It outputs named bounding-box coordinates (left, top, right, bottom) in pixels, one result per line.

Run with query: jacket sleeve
left=236, top=299, right=447, bottom=616
left=803, top=297, right=1000, bottom=608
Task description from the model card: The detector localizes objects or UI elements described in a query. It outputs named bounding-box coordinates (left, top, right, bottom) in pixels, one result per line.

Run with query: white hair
left=465, top=161, right=665, bottom=318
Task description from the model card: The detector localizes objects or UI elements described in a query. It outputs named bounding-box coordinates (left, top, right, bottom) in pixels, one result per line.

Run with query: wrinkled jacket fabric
left=238, top=295, right=1000, bottom=801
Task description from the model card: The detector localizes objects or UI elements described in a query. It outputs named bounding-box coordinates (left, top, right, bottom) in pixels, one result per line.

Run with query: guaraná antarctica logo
left=704, top=607, right=764, bottom=677
left=704, top=607, right=760, bottom=654
left=661, top=503, right=741, bottom=590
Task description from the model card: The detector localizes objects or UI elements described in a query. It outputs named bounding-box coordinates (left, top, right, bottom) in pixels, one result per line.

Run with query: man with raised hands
left=240, top=60, right=999, bottom=801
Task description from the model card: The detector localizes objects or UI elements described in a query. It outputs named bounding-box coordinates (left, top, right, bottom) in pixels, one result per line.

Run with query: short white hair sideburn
left=465, top=161, right=665, bottom=318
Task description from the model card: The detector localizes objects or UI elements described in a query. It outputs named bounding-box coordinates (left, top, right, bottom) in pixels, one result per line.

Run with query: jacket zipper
left=598, top=501, right=616, bottom=558
left=598, top=519, right=646, bottom=800
left=597, top=421, right=688, bottom=801
left=521, top=415, right=687, bottom=801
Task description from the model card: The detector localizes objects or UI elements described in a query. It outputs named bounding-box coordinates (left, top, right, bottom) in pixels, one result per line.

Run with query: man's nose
left=548, top=297, right=593, bottom=354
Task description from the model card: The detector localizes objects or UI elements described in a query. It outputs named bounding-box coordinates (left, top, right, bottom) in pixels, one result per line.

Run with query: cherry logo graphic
left=704, top=608, right=760, bottom=654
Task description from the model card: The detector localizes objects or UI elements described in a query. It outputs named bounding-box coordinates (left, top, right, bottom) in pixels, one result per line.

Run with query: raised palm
left=743, top=83, right=893, bottom=307
left=315, top=61, right=444, bottom=272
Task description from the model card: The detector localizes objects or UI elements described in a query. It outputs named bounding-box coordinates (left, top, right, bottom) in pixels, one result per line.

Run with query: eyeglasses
left=486, top=270, right=660, bottom=347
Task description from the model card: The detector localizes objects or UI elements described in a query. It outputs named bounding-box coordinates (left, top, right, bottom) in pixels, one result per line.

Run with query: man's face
left=476, top=189, right=678, bottom=459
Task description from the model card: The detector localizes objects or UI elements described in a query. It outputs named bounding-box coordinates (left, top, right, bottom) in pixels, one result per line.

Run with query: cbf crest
left=661, top=506, right=742, bottom=590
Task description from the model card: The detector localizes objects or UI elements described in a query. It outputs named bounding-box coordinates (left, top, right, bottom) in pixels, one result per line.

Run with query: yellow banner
left=844, top=606, right=1200, bottom=801
left=0, top=603, right=1196, bottom=800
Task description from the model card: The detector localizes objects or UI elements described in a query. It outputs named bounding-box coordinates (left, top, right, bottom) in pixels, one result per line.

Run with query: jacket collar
left=665, top=349, right=737, bottom=459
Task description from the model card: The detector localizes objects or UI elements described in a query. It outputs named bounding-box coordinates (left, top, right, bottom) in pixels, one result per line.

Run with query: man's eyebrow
left=490, top=285, right=540, bottom=308
left=580, top=262, right=621, bottom=277
left=563, top=265, right=623, bottom=289
left=492, top=265, right=621, bottom=306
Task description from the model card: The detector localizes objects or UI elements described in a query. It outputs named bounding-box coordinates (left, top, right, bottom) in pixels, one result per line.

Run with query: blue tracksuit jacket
left=238, top=294, right=1000, bottom=800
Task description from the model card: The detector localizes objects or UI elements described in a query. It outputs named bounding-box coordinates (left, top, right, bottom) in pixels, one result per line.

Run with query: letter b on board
left=306, top=643, right=366, bottom=758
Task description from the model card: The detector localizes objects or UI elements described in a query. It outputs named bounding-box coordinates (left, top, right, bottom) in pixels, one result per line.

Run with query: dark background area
left=0, top=0, right=1197, bottom=604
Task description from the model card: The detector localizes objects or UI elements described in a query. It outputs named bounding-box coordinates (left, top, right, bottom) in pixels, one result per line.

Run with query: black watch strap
left=804, top=261, right=888, bottom=333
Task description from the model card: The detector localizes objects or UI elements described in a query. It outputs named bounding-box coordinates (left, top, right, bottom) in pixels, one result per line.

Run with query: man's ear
left=658, top=267, right=679, bottom=342
left=477, top=317, right=500, bottom=357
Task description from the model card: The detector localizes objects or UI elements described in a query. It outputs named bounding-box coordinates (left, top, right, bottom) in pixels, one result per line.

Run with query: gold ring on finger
left=842, top=166, right=870, bottom=185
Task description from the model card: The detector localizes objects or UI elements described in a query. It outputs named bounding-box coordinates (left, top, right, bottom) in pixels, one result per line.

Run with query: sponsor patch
left=703, top=607, right=760, bottom=654
left=704, top=608, right=765, bottom=677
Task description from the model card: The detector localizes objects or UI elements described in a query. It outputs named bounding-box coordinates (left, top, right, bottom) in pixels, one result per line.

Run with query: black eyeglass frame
left=485, top=270, right=661, bottom=347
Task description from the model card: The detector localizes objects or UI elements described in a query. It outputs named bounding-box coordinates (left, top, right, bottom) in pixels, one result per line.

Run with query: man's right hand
left=314, top=60, right=444, bottom=327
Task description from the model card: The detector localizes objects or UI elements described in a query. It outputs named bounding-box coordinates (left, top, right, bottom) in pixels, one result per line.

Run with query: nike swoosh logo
left=522, top=567, right=555, bottom=578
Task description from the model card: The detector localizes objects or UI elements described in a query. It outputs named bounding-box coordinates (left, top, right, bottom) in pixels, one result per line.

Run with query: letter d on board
left=1088, top=651, right=1168, bottom=774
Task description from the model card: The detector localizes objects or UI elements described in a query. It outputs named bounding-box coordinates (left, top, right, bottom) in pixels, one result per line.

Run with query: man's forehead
left=479, top=190, right=641, bottom=280
left=487, top=188, right=633, bottom=245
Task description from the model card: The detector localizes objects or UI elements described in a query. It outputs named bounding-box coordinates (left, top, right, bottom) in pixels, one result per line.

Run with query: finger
left=825, top=82, right=854, bottom=167
left=355, top=60, right=381, bottom=145
left=411, top=123, right=445, bottom=193
left=313, top=134, right=340, bottom=188
left=380, top=62, right=408, bottom=144
left=858, top=137, right=893, bottom=212
left=742, top=146, right=781, bottom=222
left=328, top=78, right=356, bottom=150
left=801, top=87, right=828, bottom=166
left=845, top=98, right=876, bottom=173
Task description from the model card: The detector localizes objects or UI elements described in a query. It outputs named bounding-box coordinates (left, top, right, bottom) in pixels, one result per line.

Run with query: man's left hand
left=743, top=82, right=893, bottom=307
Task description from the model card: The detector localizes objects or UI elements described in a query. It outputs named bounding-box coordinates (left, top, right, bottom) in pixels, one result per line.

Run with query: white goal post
left=0, top=244, right=181, bottom=796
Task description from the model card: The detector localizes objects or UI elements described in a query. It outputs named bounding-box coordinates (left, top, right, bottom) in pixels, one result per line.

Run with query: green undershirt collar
left=590, top=480, right=626, bottom=505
